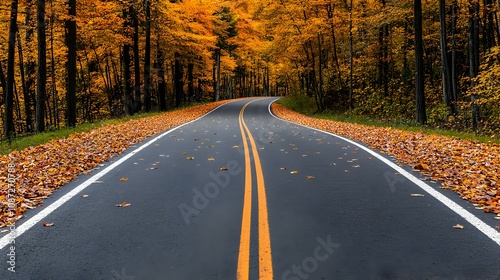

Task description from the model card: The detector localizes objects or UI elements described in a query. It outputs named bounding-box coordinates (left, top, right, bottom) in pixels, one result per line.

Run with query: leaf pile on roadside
left=0, top=101, right=231, bottom=228
left=272, top=103, right=500, bottom=215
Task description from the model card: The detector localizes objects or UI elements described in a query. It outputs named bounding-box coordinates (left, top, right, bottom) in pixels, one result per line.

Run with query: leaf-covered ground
left=272, top=103, right=500, bottom=217
left=0, top=101, right=230, bottom=228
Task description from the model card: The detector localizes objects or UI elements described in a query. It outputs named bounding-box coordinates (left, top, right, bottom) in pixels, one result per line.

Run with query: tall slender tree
left=414, top=0, right=426, bottom=125
left=66, top=0, right=77, bottom=127
left=468, top=0, right=480, bottom=130
left=36, top=0, right=47, bottom=132
left=144, top=0, right=151, bottom=112
left=123, top=7, right=134, bottom=116
left=4, top=0, right=19, bottom=138
left=132, top=2, right=141, bottom=113
left=439, top=0, right=456, bottom=115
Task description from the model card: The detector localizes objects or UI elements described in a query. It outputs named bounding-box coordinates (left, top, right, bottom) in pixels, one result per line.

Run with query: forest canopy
left=1, top=0, right=500, bottom=138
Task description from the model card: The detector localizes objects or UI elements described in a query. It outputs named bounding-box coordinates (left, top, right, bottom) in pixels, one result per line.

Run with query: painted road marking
left=237, top=101, right=274, bottom=280
left=236, top=102, right=253, bottom=280
left=268, top=99, right=500, bottom=247
left=0, top=103, right=231, bottom=251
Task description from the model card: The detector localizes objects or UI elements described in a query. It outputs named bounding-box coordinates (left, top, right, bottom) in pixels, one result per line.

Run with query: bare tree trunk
left=414, top=0, right=427, bottom=125
left=174, top=52, right=183, bottom=107
left=36, top=0, right=47, bottom=132
left=439, top=0, right=456, bottom=115
left=49, top=0, right=59, bottom=128
left=65, top=0, right=77, bottom=127
left=469, top=0, right=480, bottom=131
left=144, top=0, right=151, bottom=112
left=4, top=0, right=19, bottom=138
left=215, top=49, right=221, bottom=101
left=187, top=63, right=194, bottom=103
left=157, top=36, right=166, bottom=111
left=132, top=2, right=141, bottom=113
left=22, top=0, right=35, bottom=132
left=349, top=0, right=354, bottom=111
left=451, top=0, right=458, bottom=109
left=123, top=8, right=133, bottom=116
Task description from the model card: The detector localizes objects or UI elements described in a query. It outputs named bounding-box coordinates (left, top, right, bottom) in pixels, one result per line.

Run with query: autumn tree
left=66, top=0, right=77, bottom=127
left=4, top=0, right=19, bottom=138
left=414, top=0, right=426, bottom=125
left=36, top=0, right=46, bottom=132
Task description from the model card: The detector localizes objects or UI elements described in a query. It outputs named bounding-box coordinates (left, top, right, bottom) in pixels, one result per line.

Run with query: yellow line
left=241, top=106, right=274, bottom=279
left=236, top=103, right=252, bottom=280
left=236, top=100, right=274, bottom=280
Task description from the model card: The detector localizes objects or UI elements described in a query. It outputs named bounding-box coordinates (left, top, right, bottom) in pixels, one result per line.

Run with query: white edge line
left=268, top=99, right=500, bottom=246
left=0, top=102, right=232, bottom=250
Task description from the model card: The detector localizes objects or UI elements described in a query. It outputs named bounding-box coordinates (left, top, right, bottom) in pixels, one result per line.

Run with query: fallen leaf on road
left=453, top=224, right=464, bottom=229
left=1, top=229, right=9, bottom=233
left=116, top=202, right=131, bottom=207
left=496, top=226, right=500, bottom=231
left=232, top=145, right=239, bottom=148
left=43, top=222, right=55, bottom=227
left=410, top=194, right=425, bottom=197
left=352, top=165, right=360, bottom=168
left=182, top=152, right=188, bottom=155
left=208, top=158, right=215, bottom=161
left=280, top=167, right=287, bottom=170
left=81, top=194, right=89, bottom=198
left=220, top=167, right=228, bottom=171
left=186, top=157, right=195, bottom=160
left=291, top=170, right=298, bottom=174
left=306, top=176, right=315, bottom=179
left=119, top=177, right=128, bottom=182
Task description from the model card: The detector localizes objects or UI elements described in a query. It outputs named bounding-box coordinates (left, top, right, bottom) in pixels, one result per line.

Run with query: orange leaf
left=116, top=202, right=131, bottom=207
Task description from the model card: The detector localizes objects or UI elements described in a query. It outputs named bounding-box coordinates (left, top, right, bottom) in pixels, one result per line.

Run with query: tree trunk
left=215, top=49, right=221, bottom=101
left=36, top=0, right=47, bottom=132
left=49, top=0, right=59, bottom=128
left=23, top=0, right=35, bottom=132
left=439, top=0, right=456, bottom=115
left=65, top=0, right=77, bottom=127
left=0, top=61, right=6, bottom=97
left=414, top=0, right=427, bottom=125
left=174, top=52, right=183, bottom=107
left=122, top=8, right=133, bottom=116
left=469, top=0, right=480, bottom=131
left=349, top=0, right=354, bottom=111
left=132, top=2, right=141, bottom=113
left=187, top=63, right=194, bottom=103
left=482, top=0, right=496, bottom=51
left=144, top=0, right=151, bottom=112
left=157, top=38, right=166, bottom=111
left=4, top=0, right=19, bottom=138
left=451, top=0, right=458, bottom=109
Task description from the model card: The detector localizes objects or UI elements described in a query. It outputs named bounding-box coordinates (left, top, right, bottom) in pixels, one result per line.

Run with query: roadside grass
left=277, top=97, right=500, bottom=145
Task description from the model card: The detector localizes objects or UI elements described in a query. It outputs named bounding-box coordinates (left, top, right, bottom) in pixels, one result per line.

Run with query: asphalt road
left=1, top=98, right=500, bottom=280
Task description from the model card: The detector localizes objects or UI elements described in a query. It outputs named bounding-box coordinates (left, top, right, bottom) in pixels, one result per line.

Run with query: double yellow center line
left=237, top=101, right=274, bottom=280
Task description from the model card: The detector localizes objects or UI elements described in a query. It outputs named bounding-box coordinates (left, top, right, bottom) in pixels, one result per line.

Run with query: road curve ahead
left=1, top=98, right=500, bottom=279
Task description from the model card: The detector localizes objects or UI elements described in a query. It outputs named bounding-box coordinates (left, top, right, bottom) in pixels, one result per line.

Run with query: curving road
left=1, top=98, right=500, bottom=279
